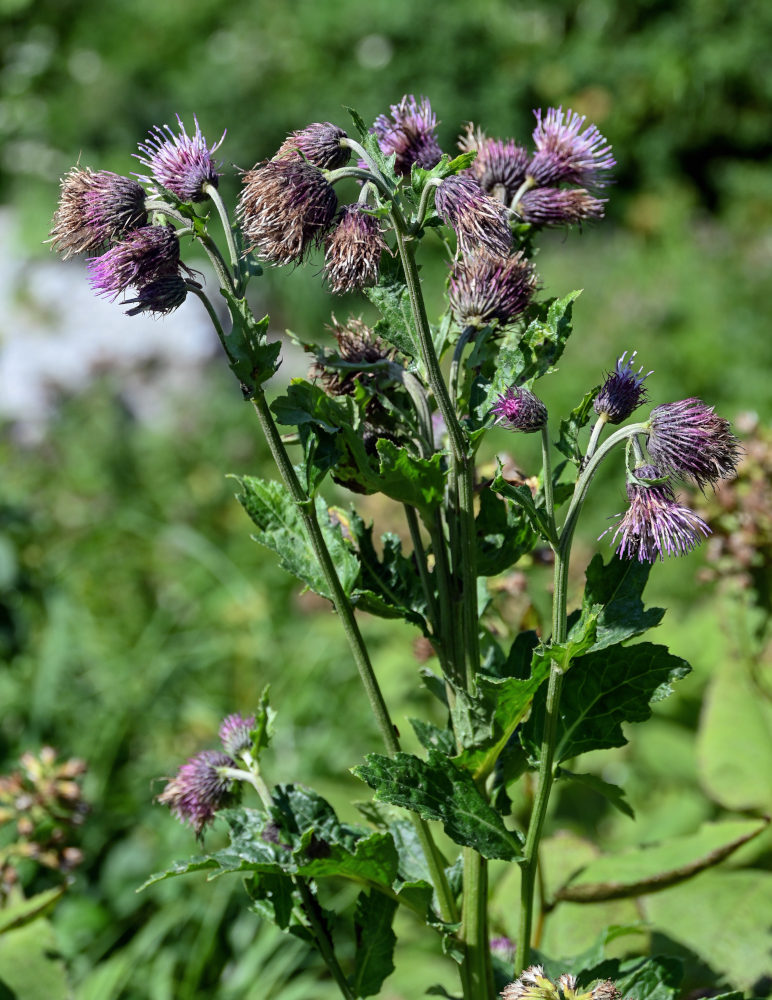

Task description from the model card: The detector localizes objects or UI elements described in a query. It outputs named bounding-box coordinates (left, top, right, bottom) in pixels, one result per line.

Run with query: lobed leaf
left=555, top=386, right=600, bottom=466
left=577, top=553, right=665, bottom=651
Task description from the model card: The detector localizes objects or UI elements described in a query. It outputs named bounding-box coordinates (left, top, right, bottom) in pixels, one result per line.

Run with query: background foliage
left=0, top=1, right=770, bottom=997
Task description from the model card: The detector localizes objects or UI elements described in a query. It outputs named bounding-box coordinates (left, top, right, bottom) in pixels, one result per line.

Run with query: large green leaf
left=374, top=439, right=446, bottom=513
left=352, top=890, right=398, bottom=998
left=491, top=474, right=558, bottom=548
left=234, top=476, right=360, bottom=598
left=220, top=289, right=279, bottom=394
left=554, top=819, right=766, bottom=903
left=522, top=643, right=690, bottom=763
left=0, top=886, right=65, bottom=936
left=475, top=486, right=539, bottom=576
left=364, top=254, right=419, bottom=361
left=0, top=918, right=69, bottom=1000
left=353, top=750, right=522, bottom=861
left=577, top=554, right=665, bottom=651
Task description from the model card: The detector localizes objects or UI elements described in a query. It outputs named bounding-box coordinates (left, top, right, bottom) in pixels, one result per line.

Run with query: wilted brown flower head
left=310, top=316, right=393, bottom=397
left=50, top=167, right=147, bottom=258
left=324, top=204, right=387, bottom=294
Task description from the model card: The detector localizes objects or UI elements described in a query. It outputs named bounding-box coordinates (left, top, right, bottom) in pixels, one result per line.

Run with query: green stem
left=449, top=325, right=476, bottom=406
left=295, top=877, right=356, bottom=1000
left=584, top=414, right=608, bottom=464
left=404, top=505, right=440, bottom=635
left=145, top=199, right=235, bottom=294
left=461, top=847, right=493, bottom=1000
left=411, top=177, right=442, bottom=234
left=540, top=425, right=556, bottom=534
left=203, top=182, right=241, bottom=289
left=510, top=176, right=537, bottom=213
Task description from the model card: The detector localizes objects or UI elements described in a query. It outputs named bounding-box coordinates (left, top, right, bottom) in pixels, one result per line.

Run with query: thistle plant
left=50, top=99, right=754, bottom=1000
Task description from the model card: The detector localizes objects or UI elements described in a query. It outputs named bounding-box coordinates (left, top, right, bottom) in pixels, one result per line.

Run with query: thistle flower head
left=449, top=251, right=536, bottom=327
left=50, top=167, right=148, bottom=258
left=238, top=158, right=337, bottom=265
left=528, top=107, right=615, bottom=188
left=136, top=116, right=224, bottom=202
left=435, top=175, right=512, bottom=256
left=275, top=122, right=350, bottom=170
left=87, top=225, right=181, bottom=299
left=219, top=713, right=256, bottom=759
left=372, top=94, right=443, bottom=177
left=604, top=463, right=711, bottom=562
left=157, top=749, right=237, bottom=836
left=489, top=936, right=515, bottom=961
left=324, top=204, right=386, bottom=294
left=124, top=273, right=189, bottom=316
left=502, top=966, right=622, bottom=1000
left=647, top=398, right=740, bottom=489
left=459, top=123, right=529, bottom=203
left=594, top=350, right=652, bottom=424
left=518, top=187, right=606, bottom=226
left=492, top=386, right=547, bottom=432
left=310, top=316, right=392, bottom=397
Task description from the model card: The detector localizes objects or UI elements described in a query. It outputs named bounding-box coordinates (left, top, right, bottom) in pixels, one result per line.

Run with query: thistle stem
left=203, top=182, right=241, bottom=289
left=584, top=414, right=608, bottom=464
left=295, top=877, right=357, bottom=1000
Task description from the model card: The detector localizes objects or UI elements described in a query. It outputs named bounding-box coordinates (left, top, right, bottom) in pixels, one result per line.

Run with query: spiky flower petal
left=219, top=714, right=256, bottom=759
left=647, top=399, right=740, bottom=489
left=458, top=123, right=529, bottom=203
left=276, top=122, right=350, bottom=170
left=87, top=225, right=181, bottom=299
left=372, top=94, right=443, bottom=177
left=449, top=251, right=536, bottom=327
left=158, top=750, right=237, bottom=836
left=50, top=167, right=147, bottom=258
left=492, top=386, right=547, bottom=432
left=594, top=350, right=652, bottom=424
left=136, top=115, right=224, bottom=202
left=604, top=464, right=710, bottom=562
left=528, top=107, right=615, bottom=188
left=238, top=159, right=337, bottom=265
left=125, top=273, right=188, bottom=316
left=324, top=204, right=386, bottom=293
left=435, top=175, right=512, bottom=256
left=518, top=187, right=606, bottom=226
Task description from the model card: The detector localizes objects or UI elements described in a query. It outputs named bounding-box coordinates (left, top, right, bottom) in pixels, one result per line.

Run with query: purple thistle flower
left=157, top=749, right=237, bottom=836
left=435, top=175, right=512, bottom=256
left=237, top=158, right=337, bottom=265
left=219, top=713, right=256, bottom=759
left=492, top=386, right=547, bottom=433
left=324, top=204, right=387, bottom=294
left=275, top=122, right=350, bottom=171
left=136, top=115, right=224, bottom=202
left=87, top=225, right=181, bottom=300
left=646, top=398, right=740, bottom=490
left=518, top=187, right=606, bottom=226
left=124, top=273, right=189, bottom=317
left=528, top=107, right=615, bottom=189
left=448, top=251, right=536, bottom=327
left=604, top=464, right=710, bottom=562
left=50, top=167, right=148, bottom=258
left=594, top=350, right=652, bottom=424
left=459, top=123, right=529, bottom=204
left=490, top=936, right=515, bottom=961
left=372, top=94, right=443, bottom=177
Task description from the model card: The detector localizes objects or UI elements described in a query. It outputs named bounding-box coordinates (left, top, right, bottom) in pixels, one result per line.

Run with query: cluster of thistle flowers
left=0, top=747, right=87, bottom=894
left=49, top=117, right=225, bottom=314
left=492, top=353, right=739, bottom=563
left=501, top=965, right=623, bottom=1000
left=158, top=713, right=255, bottom=837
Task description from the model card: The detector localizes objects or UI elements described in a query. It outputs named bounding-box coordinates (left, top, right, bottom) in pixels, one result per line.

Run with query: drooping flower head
left=372, top=95, right=443, bottom=177
left=310, top=316, right=392, bottom=398
left=157, top=749, right=237, bottom=836
left=50, top=167, right=148, bottom=258
left=646, top=398, right=740, bottom=490
left=238, top=159, right=337, bottom=265
left=492, top=386, right=548, bottom=432
left=517, top=187, right=606, bottom=226
left=136, top=115, right=224, bottom=202
left=275, top=122, right=350, bottom=170
left=604, top=464, right=710, bottom=562
left=458, top=123, right=529, bottom=204
left=124, top=273, right=189, bottom=317
left=528, top=107, right=615, bottom=189
left=324, top=204, right=386, bottom=294
left=448, top=251, right=536, bottom=327
left=594, top=350, right=652, bottom=424
left=219, top=713, right=256, bottom=759
left=435, top=175, right=512, bottom=256
left=87, top=225, right=181, bottom=300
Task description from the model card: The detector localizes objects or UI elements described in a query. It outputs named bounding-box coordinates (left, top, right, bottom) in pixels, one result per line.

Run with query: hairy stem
left=295, top=878, right=356, bottom=1000
left=203, top=182, right=241, bottom=289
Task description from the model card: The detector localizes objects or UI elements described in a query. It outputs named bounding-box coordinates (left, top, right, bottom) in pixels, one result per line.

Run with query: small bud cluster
left=501, top=965, right=621, bottom=1000
left=0, top=747, right=87, bottom=896
left=158, top=712, right=255, bottom=836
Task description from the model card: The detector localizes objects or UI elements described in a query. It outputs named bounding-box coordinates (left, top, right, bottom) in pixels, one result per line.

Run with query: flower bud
left=458, top=123, right=529, bottom=204
left=87, top=225, right=181, bottom=300
left=158, top=750, right=237, bottom=837
left=219, top=713, right=256, bottom=759
left=518, top=187, right=606, bottom=226
left=594, top=350, right=651, bottom=424
left=448, top=251, right=536, bottom=327
left=528, top=107, right=615, bottom=189
left=492, top=386, right=547, bottom=432
left=275, top=122, right=350, bottom=170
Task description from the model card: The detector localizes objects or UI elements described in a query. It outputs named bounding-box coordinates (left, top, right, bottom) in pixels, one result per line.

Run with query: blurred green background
left=1, top=1, right=771, bottom=997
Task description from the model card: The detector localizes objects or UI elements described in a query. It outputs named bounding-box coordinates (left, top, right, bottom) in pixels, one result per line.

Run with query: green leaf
left=374, top=439, right=446, bottom=514
left=475, top=486, right=539, bottom=576
left=555, top=387, right=600, bottom=466
left=246, top=870, right=295, bottom=929
left=491, top=473, right=557, bottom=547
left=353, top=750, right=523, bottom=861
left=557, top=768, right=635, bottom=819
left=554, top=819, right=766, bottom=903
left=249, top=686, right=276, bottom=759
left=0, top=918, right=69, bottom=1000
left=612, top=956, right=683, bottom=1000
left=410, top=151, right=477, bottom=194
left=220, top=288, right=280, bottom=394
left=578, top=554, right=665, bottom=651
left=523, top=643, right=690, bottom=763
left=234, top=476, right=360, bottom=598
left=352, top=891, right=398, bottom=997
left=410, top=718, right=457, bottom=756
left=518, top=291, right=582, bottom=384
left=643, top=870, right=772, bottom=993
left=365, top=255, right=419, bottom=361
left=0, top=886, right=65, bottom=936
left=530, top=608, right=600, bottom=677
